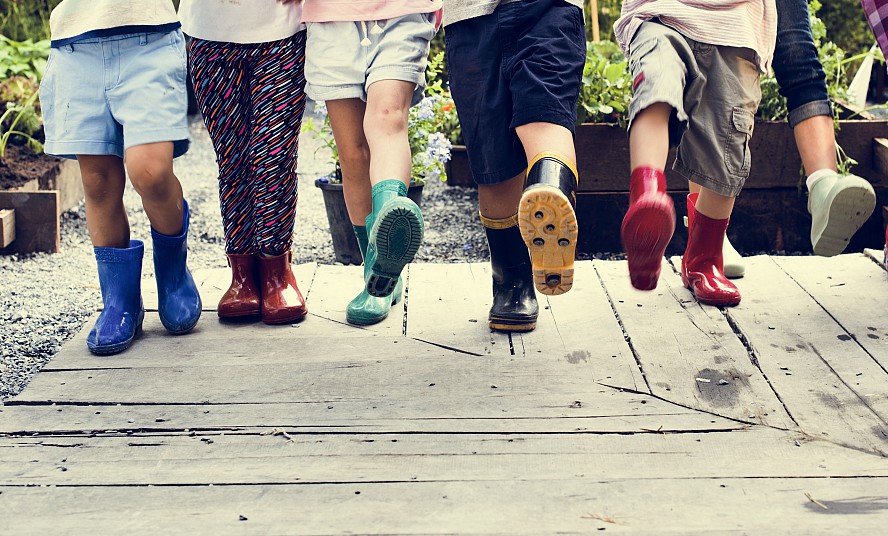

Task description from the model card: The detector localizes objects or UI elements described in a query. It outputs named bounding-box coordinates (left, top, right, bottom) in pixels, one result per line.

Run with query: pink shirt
left=615, top=0, right=777, bottom=73
left=302, top=0, right=443, bottom=22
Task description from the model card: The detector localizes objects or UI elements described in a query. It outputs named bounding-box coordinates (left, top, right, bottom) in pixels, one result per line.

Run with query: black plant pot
left=314, top=179, right=425, bottom=265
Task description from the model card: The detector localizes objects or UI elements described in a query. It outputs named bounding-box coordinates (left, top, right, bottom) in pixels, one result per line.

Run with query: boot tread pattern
left=369, top=203, right=423, bottom=298
left=518, top=187, right=578, bottom=296
left=621, top=194, right=676, bottom=291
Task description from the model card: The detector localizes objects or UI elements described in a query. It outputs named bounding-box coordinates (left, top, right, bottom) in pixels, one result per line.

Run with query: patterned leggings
left=189, top=33, right=307, bottom=256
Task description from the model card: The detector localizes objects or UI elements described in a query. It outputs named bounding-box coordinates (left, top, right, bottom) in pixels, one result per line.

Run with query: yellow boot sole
left=518, top=186, right=578, bottom=296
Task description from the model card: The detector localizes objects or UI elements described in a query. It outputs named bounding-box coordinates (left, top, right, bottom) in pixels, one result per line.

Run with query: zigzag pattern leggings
left=189, top=33, right=307, bottom=256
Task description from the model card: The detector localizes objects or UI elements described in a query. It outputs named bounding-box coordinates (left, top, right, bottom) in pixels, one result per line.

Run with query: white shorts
left=305, top=13, right=436, bottom=105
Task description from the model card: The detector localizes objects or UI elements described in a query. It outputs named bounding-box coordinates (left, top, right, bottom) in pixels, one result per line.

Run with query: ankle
left=806, top=168, right=837, bottom=191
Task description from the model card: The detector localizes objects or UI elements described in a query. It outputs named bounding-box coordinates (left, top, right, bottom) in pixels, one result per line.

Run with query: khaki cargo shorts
left=627, top=21, right=762, bottom=197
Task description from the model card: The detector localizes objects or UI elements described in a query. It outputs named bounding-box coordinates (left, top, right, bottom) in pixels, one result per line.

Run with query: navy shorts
left=445, top=0, right=585, bottom=185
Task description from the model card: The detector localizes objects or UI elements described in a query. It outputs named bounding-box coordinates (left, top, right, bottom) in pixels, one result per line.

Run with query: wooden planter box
left=0, top=158, right=84, bottom=254
left=445, top=121, right=888, bottom=254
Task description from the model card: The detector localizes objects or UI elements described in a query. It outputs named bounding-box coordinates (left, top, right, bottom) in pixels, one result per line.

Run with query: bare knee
left=365, top=98, right=409, bottom=137
left=78, top=157, right=125, bottom=205
left=126, top=156, right=177, bottom=201
left=337, top=140, right=371, bottom=177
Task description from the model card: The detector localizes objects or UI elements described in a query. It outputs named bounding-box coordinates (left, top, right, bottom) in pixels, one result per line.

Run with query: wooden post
left=589, top=0, right=600, bottom=43
left=874, top=138, right=888, bottom=177
left=0, top=209, right=14, bottom=249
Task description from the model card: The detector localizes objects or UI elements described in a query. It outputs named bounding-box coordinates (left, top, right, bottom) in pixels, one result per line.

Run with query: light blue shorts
left=39, top=29, right=190, bottom=160
left=305, top=13, right=436, bottom=106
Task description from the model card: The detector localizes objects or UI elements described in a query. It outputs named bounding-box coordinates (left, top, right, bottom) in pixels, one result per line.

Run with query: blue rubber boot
left=87, top=240, right=145, bottom=356
left=151, top=200, right=202, bottom=334
left=346, top=225, right=403, bottom=326
left=365, top=180, right=423, bottom=298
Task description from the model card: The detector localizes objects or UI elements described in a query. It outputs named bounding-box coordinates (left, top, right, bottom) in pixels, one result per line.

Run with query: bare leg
left=364, top=80, right=415, bottom=188
left=124, top=142, right=184, bottom=236
left=630, top=103, right=672, bottom=171
left=327, top=98, right=372, bottom=226
left=77, top=155, right=130, bottom=248
left=515, top=122, right=577, bottom=167
left=694, top=187, right=736, bottom=220
left=478, top=173, right=524, bottom=219
left=794, top=115, right=838, bottom=176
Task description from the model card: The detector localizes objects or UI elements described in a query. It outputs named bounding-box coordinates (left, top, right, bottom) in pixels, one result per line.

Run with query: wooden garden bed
left=445, top=120, right=888, bottom=254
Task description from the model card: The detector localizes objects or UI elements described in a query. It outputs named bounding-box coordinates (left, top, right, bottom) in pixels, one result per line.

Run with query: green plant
left=0, top=34, right=50, bottom=81
left=0, top=90, right=43, bottom=160
left=576, top=40, right=633, bottom=126
left=0, top=0, right=60, bottom=42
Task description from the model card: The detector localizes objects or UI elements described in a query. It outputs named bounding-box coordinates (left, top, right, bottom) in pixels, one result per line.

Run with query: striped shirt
left=302, top=0, right=443, bottom=22
left=614, top=0, right=777, bottom=73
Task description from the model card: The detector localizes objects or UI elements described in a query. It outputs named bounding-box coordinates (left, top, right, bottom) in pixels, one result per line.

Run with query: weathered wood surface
left=0, top=208, right=14, bottom=248
left=5, top=256, right=888, bottom=534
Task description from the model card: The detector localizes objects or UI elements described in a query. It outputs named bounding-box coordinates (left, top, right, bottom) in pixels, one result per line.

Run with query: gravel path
left=0, top=117, right=488, bottom=400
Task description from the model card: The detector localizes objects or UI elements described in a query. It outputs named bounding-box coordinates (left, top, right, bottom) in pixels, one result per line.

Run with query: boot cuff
left=94, top=240, right=144, bottom=263
left=480, top=212, right=519, bottom=229
left=371, top=180, right=408, bottom=197
left=151, top=200, right=190, bottom=244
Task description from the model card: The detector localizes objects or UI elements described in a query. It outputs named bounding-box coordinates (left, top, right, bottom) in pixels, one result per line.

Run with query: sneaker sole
left=368, top=201, right=423, bottom=298
left=518, top=186, right=578, bottom=296
left=621, top=195, right=675, bottom=291
left=812, top=182, right=876, bottom=257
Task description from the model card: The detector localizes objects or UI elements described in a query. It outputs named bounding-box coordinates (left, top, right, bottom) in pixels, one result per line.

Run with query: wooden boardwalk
left=3, top=254, right=888, bottom=533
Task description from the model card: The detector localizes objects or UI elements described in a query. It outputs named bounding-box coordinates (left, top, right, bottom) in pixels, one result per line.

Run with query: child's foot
left=483, top=216, right=538, bottom=332
left=682, top=196, right=740, bottom=306
left=346, top=225, right=403, bottom=326
left=258, top=252, right=308, bottom=325
left=684, top=206, right=745, bottom=279
left=621, top=167, right=675, bottom=290
left=366, top=180, right=423, bottom=298
left=151, top=200, right=202, bottom=334
left=88, top=240, right=145, bottom=356
left=518, top=152, right=579, bottom=296
left=809, top=172, right=876, bottom=257
left=218, top=253, right=261, bottom=319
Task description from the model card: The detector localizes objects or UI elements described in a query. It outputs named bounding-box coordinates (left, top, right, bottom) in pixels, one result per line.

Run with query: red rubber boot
left=621, top=166, right=675, bottom=290
left=681, top=194, right=741, bottom=306
left=258, top=252, right=308, bottom=325
left=218, top=254, right=261, bottom=319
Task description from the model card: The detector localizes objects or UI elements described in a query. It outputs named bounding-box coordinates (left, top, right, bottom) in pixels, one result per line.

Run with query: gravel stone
left=0, top=116, right=487, bottom=399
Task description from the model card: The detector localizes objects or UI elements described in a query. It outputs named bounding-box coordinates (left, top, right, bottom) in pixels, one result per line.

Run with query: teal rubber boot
left=346, top=225, right=403, bottom=326
left=365, top=180, right=423, bottom=298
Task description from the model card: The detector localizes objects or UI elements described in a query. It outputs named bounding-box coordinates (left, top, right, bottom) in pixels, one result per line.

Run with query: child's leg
left=124, top=141, right=185, bottom=236
left=628, top=103, right=672, bottom=171
left=772, top=0, right=874, bottom=255
left=248, top=34, right=309, bottom=325
left=364, top=80, right=414, bottom=188
left=327, top=98, right=372, bottom=226
left=77, top=155, right=130, bottom=249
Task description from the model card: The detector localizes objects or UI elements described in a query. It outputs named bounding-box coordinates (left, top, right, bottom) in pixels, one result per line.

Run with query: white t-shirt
left=178, top=0, right=304, bottom=44
left=50, top=0, right=179, bottom=44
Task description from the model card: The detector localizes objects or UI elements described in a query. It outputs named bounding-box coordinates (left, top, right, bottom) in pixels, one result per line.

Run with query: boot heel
left=368, top=200, right=423, bottom=298
left=518, top=186, right=578, bottom=296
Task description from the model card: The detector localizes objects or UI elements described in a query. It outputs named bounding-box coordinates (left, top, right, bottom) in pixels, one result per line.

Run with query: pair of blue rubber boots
left=346, top=180, right=423, bottom=326
left=87, top=201, right=202, bottom=355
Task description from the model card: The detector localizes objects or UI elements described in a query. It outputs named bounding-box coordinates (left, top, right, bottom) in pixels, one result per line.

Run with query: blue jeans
left=772, top=0, right=832, bottom=127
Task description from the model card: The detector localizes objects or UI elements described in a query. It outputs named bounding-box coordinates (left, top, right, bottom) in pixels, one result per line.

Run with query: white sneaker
left=809, top=172, right=876, bottom=257
left=684, top=215, right=745, bottom=279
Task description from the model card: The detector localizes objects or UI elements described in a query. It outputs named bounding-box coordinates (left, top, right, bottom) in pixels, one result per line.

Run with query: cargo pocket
left=724, top=106, right=754, bottom=178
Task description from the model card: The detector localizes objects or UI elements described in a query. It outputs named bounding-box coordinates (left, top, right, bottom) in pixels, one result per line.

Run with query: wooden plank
left=0, top=191, right=59, bottom=254
left=0, top=393, right=741, bottom=435
left=142, top=262, right=317, bottom=312
left=725, top=255, right=888, bottom=455
left=2, top=478, right=888, bottom=534
left=512, top=262, right=646, bottom=392
left=13, top=346, right=655, bottom=406
left=1, top=427, right=885, bottom=486
left=774, top=254, right=888, bottom=373
left=0, top=208, right=14, bottom=248
left=594, top=259, right=791, bottom=427
left=865, top=247, right=885, bottom=267
left=40, top=313, right=452, bottom=371
left=406, top=263, right=510, bottom=355
left=307, top=263, right=405, bottom=335
left=875, top=137, right=888, bottom=177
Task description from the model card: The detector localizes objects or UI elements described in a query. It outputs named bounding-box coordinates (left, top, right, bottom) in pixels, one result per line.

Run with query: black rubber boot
left=483, top=216, right=539, bottom=332
left=517, top=152, right=579, bottom=296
